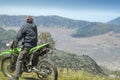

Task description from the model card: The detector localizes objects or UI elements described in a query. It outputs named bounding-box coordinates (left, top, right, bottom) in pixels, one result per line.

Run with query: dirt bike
left=0, top=41, right=58, bottom=80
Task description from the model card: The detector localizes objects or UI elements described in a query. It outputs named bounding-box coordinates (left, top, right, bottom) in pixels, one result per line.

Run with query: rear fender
left=29, top=43, right=49, bottom=54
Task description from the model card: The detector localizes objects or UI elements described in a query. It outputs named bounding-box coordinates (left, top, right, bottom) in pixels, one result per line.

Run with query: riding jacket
left=14, top=22, right=38, bottom=47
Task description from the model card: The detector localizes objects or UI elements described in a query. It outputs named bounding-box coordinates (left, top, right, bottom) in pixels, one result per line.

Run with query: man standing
left=12, top=16, right=38, bottom=80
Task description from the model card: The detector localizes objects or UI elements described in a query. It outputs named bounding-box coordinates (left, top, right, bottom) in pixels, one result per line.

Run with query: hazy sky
left=0, top=0, right=120, bottom=22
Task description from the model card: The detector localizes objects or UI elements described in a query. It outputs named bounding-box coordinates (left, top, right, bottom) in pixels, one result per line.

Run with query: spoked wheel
left=37, top=60, right=58, bottom=80
left=1, top=56, right=15, bottom=78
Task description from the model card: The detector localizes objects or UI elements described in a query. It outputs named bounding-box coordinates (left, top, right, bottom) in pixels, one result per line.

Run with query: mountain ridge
left=108, top=17, right=120, bottom=25
left=0, top=15, right=89, bottom=28
left=72, top=22, right=120, bottom=37
left=0, top=15, right=120, bottom=37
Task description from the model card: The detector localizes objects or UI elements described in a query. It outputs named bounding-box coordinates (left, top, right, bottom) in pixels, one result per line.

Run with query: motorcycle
left=0, top=41, right=58, bottom=80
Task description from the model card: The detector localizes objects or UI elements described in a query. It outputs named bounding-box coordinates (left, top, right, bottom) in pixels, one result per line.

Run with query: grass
left=0, top=68, right=120, bottom=80
left=58, top=68, right=120, bottom=80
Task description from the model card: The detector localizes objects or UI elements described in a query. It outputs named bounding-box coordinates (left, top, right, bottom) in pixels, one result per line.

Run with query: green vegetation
left=39, top=32, right=55, bottom=49
left=50, top=50, right=105, bottom=75
left=0, top=68, right=119, bottom=80
left=58, top=68, right=120, bottom=80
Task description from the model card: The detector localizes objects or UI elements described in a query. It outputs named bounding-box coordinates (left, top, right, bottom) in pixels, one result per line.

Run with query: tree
left=39, top=32, right=55, bottom=49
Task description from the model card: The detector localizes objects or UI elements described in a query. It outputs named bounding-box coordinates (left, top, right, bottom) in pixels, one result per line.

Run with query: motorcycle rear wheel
left=37, top=60, right=58, bottom=80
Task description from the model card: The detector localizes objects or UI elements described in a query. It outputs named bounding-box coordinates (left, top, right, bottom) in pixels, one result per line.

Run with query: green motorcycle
left=0, top=41, right=58, bottom=80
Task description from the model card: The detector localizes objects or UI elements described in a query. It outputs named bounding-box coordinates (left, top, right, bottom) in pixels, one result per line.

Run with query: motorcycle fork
left=9, top=55, right=17, bottom=71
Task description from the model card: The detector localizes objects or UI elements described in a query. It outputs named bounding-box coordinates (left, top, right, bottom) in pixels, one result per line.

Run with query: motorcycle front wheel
left=1, top=56, right=15, bottom=78
left=37, top=60, right=58, bottom=80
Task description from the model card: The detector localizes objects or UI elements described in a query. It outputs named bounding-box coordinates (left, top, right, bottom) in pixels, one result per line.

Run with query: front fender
left=0, top=48, right=21, bottom=56
left=0, top=49, right=13, bottom=56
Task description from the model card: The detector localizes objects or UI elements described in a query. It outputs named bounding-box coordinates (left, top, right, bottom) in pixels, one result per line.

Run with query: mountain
left=72, top=22, right=120, bottom=37
left=0, top=15, right=89, bottom=28
left=0, top=15, right=25, bottom=26
left=1, top=15, right=120, bottom=37
left=108, top=17, right=120, bottom=25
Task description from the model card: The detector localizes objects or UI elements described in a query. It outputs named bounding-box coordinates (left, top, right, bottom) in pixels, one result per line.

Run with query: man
left=12, top=16, right=38, bottom=80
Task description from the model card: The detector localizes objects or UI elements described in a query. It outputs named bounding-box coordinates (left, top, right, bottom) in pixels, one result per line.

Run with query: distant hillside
left=1, top=15, right=120, bottom=37
left=0, top=15, right=25, bottom=26
left=0, top=27, right=16, bottom=50
left=108, top=17, right=120, bottom=25
left=72, top=22, right=120, bottom=37
left=0, top=15, right=89, bottom=28
left=0, top=27, right=16, bottom=40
